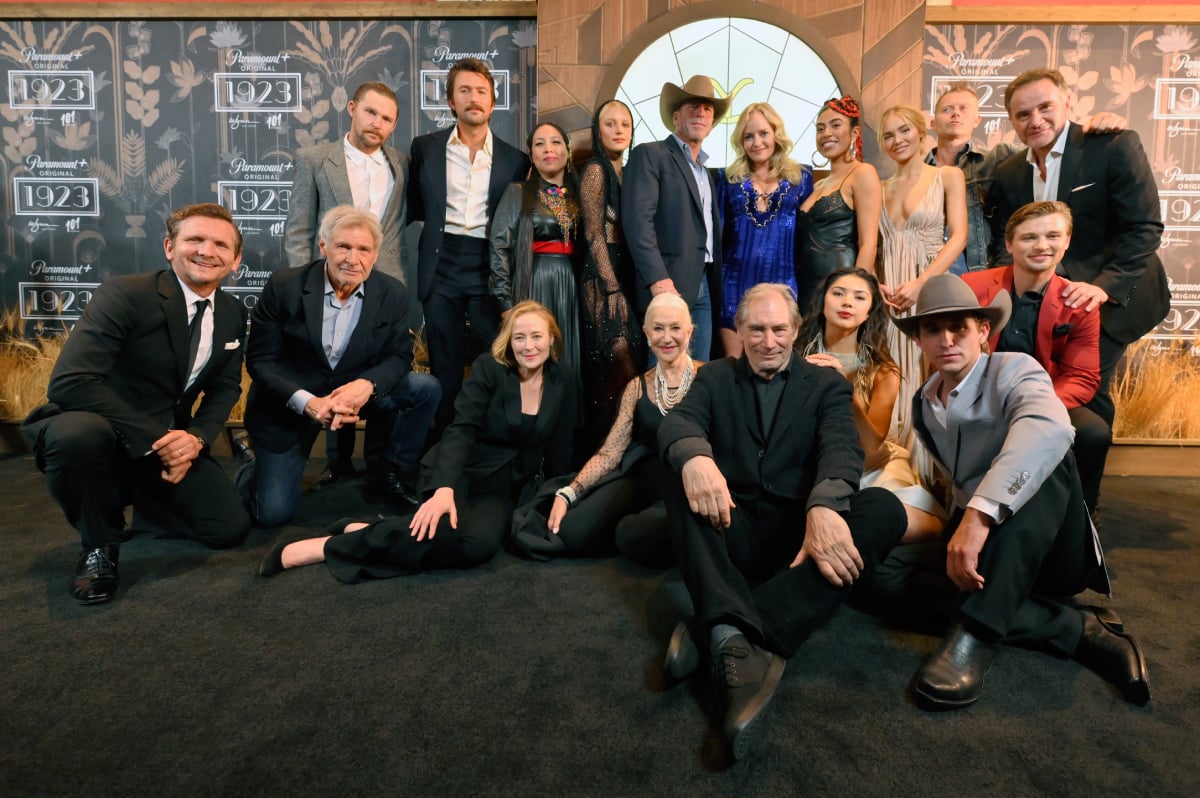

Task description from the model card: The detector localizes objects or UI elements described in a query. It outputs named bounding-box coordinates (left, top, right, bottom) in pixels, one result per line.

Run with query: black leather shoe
left=314, top=459, right=358, bottom=490
left=714, top=634, right=785, bottom=760
left=512, top=530, right=566, bottom=561
left=663, top=621, right=700, bottom=683
left=914, top=622, right=998, bottom=709
left=1074, top=606, right=1151, bottom=705
left=71, top=545, right=119, bottom=604
left=369, top=463, right=420, bottom=510
left=231, top=430, right=255, bottom=464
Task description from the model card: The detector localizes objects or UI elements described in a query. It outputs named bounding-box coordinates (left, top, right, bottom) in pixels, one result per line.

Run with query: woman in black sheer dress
left=577, top=100, right=645, bottom=438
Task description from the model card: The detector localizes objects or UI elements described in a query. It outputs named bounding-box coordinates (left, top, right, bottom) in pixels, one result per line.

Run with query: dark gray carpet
left=0, top=452, right=1195, bottom=797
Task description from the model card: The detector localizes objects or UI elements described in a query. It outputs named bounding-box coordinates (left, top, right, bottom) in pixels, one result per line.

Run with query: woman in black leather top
left=795, top=97, right=882, bottom=314
left=490, top=122, right=583, bottom=378
left=513, top=292, right=699, bottom=566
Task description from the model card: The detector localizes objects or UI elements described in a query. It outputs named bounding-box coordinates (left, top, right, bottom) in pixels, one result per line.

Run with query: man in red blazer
left=963, top=201, right=1109, bottom=513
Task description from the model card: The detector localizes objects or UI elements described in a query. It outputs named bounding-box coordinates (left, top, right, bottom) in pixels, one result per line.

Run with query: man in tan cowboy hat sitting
left=889, top=273, right=1149, bottom=710
left=623, top=75, right=731, bottom=360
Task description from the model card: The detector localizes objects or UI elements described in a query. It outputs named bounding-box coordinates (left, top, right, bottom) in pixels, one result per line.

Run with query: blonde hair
left=725, top=102, right=802, bottom=184
left=877, top=104, right=928, bottom=154
left=491, top=300, right=563, bottom=367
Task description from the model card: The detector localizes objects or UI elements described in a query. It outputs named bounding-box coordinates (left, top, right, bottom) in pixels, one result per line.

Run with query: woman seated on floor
left=513, top=292, right=699, bottom=566
left=259, top=300, right=578, bottom=581
left=799, top=268, right=944, bottom=544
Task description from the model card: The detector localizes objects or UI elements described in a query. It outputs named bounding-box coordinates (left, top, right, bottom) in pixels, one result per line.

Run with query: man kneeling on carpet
left=889, top=273, right=1150, bottom=709
left=656, top=282, right=908, bottom=759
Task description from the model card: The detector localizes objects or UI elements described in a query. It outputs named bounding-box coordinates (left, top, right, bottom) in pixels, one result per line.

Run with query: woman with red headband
left=795, top=96, right=882, bottom=314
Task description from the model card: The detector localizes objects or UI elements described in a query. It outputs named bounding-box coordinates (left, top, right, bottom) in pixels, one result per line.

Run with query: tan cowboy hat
left=890, top=273, right=1011, bottom=336
left=659, top=75, right=732, bottom=129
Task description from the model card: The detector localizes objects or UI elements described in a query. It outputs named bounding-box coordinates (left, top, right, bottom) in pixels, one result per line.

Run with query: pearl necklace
left=654, top=357, right=695, bottom=415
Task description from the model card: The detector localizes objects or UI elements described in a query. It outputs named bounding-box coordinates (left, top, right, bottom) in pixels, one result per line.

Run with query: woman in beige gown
left=876, top=105, right=967, bottom=445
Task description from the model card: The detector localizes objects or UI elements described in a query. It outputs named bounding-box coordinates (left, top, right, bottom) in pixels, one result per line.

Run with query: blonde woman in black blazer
left=259, top=301, right=577, bottom=581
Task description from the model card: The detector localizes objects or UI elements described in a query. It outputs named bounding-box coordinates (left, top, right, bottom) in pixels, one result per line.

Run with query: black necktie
left=186, top=298, right=210, bottom=380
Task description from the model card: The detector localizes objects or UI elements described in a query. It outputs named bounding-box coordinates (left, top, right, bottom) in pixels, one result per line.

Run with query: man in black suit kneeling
left=23, top=203, right=252, bottom=604
left=657, top=283, right=907, bottom=760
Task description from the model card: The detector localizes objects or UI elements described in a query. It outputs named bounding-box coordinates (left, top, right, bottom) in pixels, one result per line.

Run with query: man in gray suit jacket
left=892, top=274, right=1149, bottom=710
left=285, top=82, right=408, bottom=279
left=284, top=82, right=410, bottom=487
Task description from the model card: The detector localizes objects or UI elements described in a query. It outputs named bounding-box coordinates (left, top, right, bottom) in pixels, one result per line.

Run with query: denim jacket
left=926, top=140, right=1017, bottom=271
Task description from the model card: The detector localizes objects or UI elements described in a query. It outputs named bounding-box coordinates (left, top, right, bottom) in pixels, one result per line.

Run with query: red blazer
left=962, top=268, right=1100, bottom=409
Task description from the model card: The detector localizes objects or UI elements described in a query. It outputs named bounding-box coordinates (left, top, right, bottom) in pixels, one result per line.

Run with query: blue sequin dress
left=716, top=167, right=814, bottom=329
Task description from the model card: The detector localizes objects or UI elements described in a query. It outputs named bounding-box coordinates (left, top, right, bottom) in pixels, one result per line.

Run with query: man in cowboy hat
left=623, top=75, right=731, bottom=359
left=887, top=273, right=1149, bottom=710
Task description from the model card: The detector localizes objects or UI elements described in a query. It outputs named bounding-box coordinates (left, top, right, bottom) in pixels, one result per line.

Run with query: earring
left=811, top=149, right=829, bottom=169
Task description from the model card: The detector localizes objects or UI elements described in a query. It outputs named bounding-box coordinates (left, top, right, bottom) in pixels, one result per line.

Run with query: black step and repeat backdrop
left=1, top=17, right=537, bottom=333
left=924, top=22, right=1200, bottom=352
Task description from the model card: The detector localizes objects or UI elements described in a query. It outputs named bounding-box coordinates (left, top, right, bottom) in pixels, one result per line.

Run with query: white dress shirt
left=444, top=126, right=494, bottom=238
left=1028, top=122, right=1071, bottom=202
left=343, top=134, right=394, bottom=220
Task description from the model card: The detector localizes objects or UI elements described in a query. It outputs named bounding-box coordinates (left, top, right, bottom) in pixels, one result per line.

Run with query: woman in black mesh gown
left=576, top=100, right=645, bottom=438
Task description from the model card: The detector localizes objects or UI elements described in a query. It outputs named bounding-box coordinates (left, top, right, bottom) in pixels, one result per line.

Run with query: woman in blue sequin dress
left=715, top=102, right=813, bottom=357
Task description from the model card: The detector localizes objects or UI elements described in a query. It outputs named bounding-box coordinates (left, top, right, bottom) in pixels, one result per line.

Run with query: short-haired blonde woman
left=514, top=292, right=700, bottom=565
left=259, top=301, right=578, bottom=581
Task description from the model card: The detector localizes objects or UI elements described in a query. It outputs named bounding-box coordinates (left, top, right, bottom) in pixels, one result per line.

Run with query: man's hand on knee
left=681, top=456, right=735, bottom=529
left=792, top=505, right=863, bottom=587
left=946, top=508, right=991, bottom=592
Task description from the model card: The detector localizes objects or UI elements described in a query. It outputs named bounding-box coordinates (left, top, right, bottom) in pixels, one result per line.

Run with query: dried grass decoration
left=1112, top=337, right=1200, bottom=440
left=0, top=310, right=64, bottom=421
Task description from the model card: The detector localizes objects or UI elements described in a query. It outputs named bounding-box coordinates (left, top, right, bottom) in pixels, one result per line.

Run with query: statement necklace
left=740, top=177, right=790, bottom=229
left=540, top=183, right=579, bottom=243
left=654, top=356, right=695, bottom=415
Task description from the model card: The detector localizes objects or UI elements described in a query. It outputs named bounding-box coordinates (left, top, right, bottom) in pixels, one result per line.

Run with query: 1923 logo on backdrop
left=214, top=73, right=303, bottom=113
left=20, top=281, right=97, bottom=321
left=420, top=69, right=510, bottom=111
left=14, top=178, right=101, bottom=217
left=8, top=71, right=97, bottom=110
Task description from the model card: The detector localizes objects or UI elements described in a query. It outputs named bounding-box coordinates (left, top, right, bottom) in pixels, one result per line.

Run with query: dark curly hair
left=821, top=96, right=863, bottom=162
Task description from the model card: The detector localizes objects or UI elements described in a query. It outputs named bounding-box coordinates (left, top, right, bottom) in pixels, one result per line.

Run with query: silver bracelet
left=555, top=486, right=577, bottom=506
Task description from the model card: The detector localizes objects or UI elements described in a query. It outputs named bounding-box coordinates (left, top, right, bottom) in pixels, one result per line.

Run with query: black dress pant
left=324, top=488, right=511, bottom=583
left=1083, top=330, right=1123, bottom=428
left=423, top=234, right=500, bottom=431
left=1069, top=404, right=1112, bottom=513
left=25, top=410, right=249, bottom=550
left=556, top=473, right=672, bottom=565
left=667, top=483, right=907, bottom=658
left=956, top=455, right=1100, bottom=656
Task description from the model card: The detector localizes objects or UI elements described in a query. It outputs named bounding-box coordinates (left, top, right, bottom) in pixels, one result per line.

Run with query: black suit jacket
left=243, top=259, right=416, bottom=453
left=990, top=124, right=1169, bottom=344
left=407, top=127, right=531, bottom=302
left=623, top=135, right=724, bottom=314
left=658, top=356, right=863, bottom=512
left=422, top=354, right=576, bottom=496
left=39, top=270, right=246, bottom=457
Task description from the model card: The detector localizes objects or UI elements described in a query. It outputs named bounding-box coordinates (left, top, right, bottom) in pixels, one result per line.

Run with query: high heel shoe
left=258, top=541, right=291, bottom=577
left=323, top=516, right=356, bottom=536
